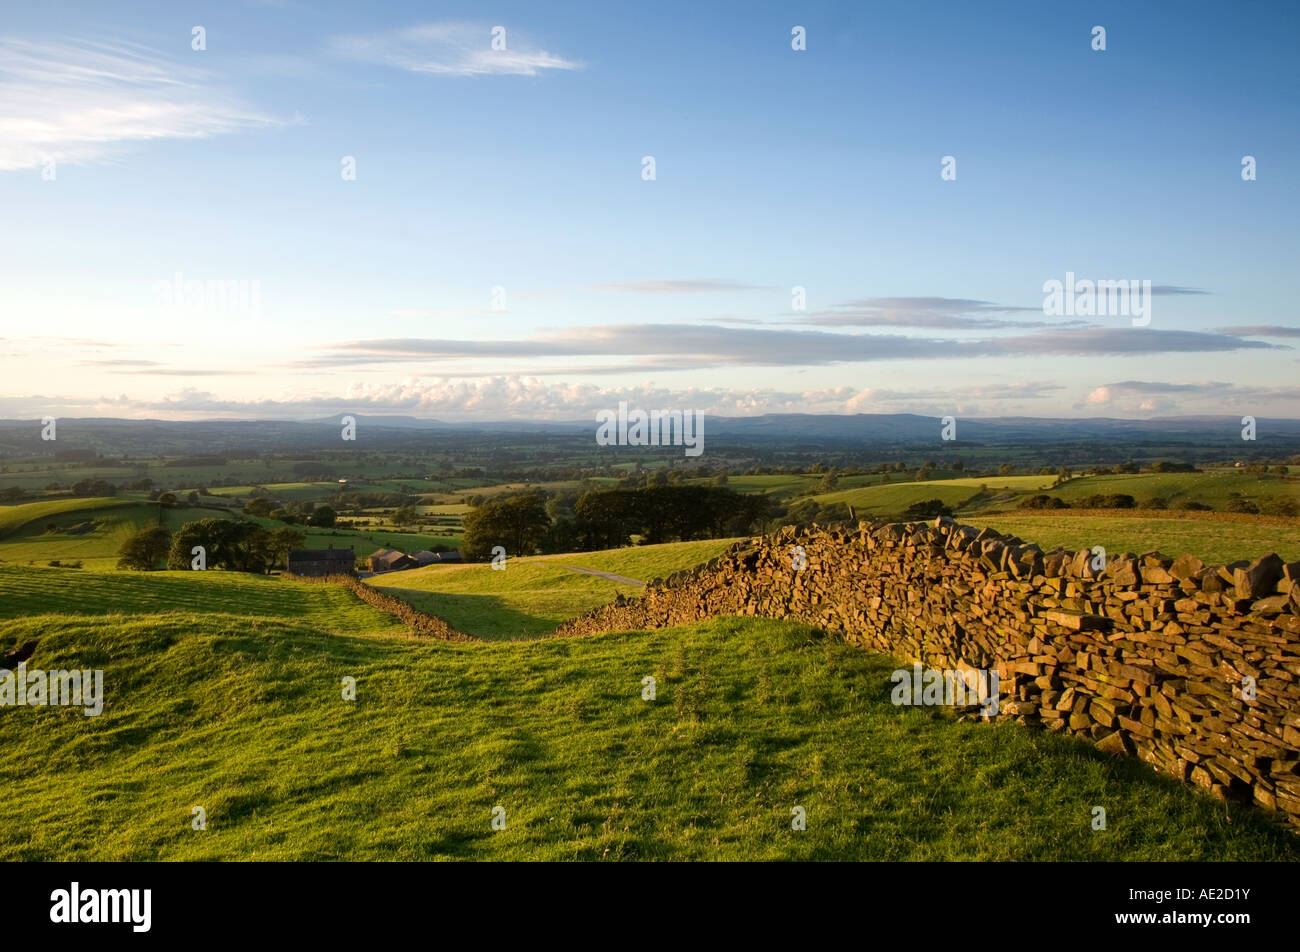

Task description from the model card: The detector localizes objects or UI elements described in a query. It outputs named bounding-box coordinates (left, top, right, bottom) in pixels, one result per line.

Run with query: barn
left=369, top=548, right=417, bottom=573
left=287, top=546, right=356, bottom=577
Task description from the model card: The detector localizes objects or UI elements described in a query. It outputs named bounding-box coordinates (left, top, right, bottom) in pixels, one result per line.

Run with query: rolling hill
left=2, top=591, right=1294, bottom=861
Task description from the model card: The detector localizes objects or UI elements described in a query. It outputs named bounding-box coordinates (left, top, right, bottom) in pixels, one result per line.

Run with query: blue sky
left=1, top=0, right=1297, bottom=420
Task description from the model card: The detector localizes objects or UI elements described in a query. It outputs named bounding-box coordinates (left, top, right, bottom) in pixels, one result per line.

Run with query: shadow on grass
left=378, top=588, right=554, bottom=640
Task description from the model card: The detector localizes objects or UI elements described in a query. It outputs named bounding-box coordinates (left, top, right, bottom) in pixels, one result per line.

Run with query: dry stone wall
left=286, top=573, right=474, bottom=642
left=556, top=518, right=1300, bottom=830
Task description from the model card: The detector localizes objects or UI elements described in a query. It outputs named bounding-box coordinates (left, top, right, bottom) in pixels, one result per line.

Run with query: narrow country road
left=559, top=564, right=645, bottom=586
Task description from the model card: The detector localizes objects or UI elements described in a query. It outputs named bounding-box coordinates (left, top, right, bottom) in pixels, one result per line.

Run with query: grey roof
left=289, top=548, right=354, bottom=561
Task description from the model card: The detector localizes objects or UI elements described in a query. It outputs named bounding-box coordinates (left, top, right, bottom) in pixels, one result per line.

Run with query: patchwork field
left=0, top=496, right=461, bottom=570
left=2, top=602, right=1294, bottom=861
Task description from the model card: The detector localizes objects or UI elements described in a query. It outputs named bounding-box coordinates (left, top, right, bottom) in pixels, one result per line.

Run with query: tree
left=117, top=526, right=172, bottom=571
left=902, top=499, right=952, bottom=521
left=308, top=505, right=337, bottom=528
left=462, top=493, right=551, bottom=560
left=391, top=505, right=419, bottom=526
left=243, top=498, right=275, bottom=518
left=167, top=518, right=276, bottom=573
left=268, top=527, right=306, bottom=568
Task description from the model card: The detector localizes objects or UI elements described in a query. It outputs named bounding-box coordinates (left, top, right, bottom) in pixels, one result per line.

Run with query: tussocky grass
left=0, top=611, right=1296, bottom=861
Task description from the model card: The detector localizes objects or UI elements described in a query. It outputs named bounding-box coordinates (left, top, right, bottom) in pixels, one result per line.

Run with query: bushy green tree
left=117, top=526, right=172, bottom=570
left=461, top=493, right=551, bottom=560
left=167, top=518, right=276, bottom=573
left=308, top=505, right=337, bottom=528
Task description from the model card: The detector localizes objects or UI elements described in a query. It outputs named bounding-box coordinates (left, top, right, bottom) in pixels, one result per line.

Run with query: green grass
left=961, top=512, right=1300, bottom=565
left=920, top=475, right=1061, bottom=490
left=0, top=497, right=135, bottom=537
left=367, top=539, right=738, bottom=639
left=550, top=538, right=740, bottom=582
left=808, top=474, right=1058, bottom=514
left=0, top=566, right=407, bottom=637
left=1, top=609, right=1294, bottom=861
left=1051, top=472, right=1299, bottom=509
left=811, top=482, right=983, bottom=513
left=294, top=525, right=461, bottom=554
left=205, top=482, right=338, bottom=502
left=0, top=497, right=461, bottom=570
left=0, top=502, right=233, bottom=569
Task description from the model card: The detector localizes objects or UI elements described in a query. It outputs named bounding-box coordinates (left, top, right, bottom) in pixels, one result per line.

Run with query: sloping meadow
left=1, top=565, right=1298, bottom=859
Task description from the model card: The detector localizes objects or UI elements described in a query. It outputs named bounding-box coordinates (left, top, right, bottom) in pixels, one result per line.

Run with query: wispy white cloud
left=0, top=37, right=283, bottom=170
left=588, top=278, right=772, bottom=295
left=329, top=22, right=581, bottom=78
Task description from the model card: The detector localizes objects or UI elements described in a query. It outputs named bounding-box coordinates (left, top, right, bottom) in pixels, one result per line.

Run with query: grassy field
left=0, top=502, right=234, bottom=569
left=0, top=496, right=462, bottom=570
left=962, top=511, right=1300, bottom=565
left=206, top=482, right=340, bottom=502
left=1050, top=471, right=1298, bottom=509
left=0, top=566, right=406, bottom=636
left=367, top=539, right=738, bottom=639
left=1, top=606, right=1294, bottom=861
left=808, top=474, right=1058, bottom=514
left=0, top=497, right=135, bottom=537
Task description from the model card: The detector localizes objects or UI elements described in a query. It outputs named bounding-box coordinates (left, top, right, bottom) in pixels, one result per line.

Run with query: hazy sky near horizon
left=1, top=0, right=1297, bottom=421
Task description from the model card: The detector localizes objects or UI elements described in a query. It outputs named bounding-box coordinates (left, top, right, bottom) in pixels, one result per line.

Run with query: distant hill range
left=0, top=413, right=1297, bottom=459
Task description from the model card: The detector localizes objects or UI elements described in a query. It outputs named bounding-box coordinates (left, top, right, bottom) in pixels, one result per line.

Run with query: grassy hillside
left=367, top=539, right=738, bottom=639
left=554, top=538, right=740, bottom=581
left=0, top=566, right=406, bottom=637
left=1049, top=471, right=1298, bottom=509
left=2, top=607, right=1295, bottom=861
left=808, top=474, right=1058, bottom=513
left=0, top=496, right=461, bottom=570
left=961, top=511, right=1300, bottom=565
left=0, top=501, right=233, bottom=569
left=0, top=497, right=135, bottom=537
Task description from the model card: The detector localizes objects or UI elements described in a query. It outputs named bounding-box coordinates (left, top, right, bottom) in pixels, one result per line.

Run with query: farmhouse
left=369, top=548, right=417, bottom=573
left=287, top=546, right=355, bottom=577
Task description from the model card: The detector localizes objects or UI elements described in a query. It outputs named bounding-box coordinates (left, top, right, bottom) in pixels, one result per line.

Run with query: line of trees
left=460, top=486, right=769, bottom=560
left=117, top=518, right=305, bottom=572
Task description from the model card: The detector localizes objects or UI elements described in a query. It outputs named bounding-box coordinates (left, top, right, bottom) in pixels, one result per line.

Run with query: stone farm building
left=370, top=547, right=462, bottom=573
left=369, top=548, right=417, bottom=573
left=287, top=546, right=356, bottom=577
